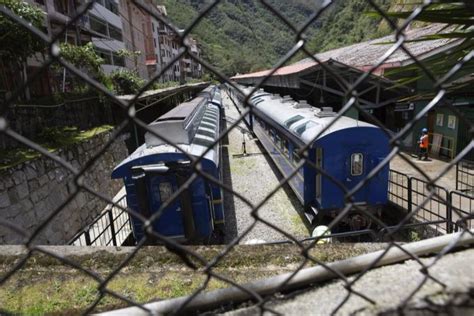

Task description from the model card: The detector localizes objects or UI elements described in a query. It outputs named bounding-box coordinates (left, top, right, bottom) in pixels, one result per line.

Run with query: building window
left=154, top=38, right=156, bottom=47
left=436, top=113, right=444, bottom=126
left=54, top=0, right=68, bottom=14
left=112, top=53, right=125, bottom=67
left=95, top=48, right=112, bottom=65
left=447, top=115, right=456, bottom=129
left=90, top=15, right=107, bottom=36
left=99, top=0, right=119, bottom=15
left=152, top=22, right=155, bottom=32
left=95, top=48, right=125, bottom=67
left=351, top=153, right=364, bottom=176
left=109, top=24, right=122, bottom=41
left=90, top=14, right=122, bottom=41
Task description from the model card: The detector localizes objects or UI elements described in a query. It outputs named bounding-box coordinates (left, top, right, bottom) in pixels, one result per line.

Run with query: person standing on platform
left=418, top=128, right=429, bottom=160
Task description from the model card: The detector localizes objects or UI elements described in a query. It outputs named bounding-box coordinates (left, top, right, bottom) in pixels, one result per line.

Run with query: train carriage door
left=149, top=175, right=185, bottom=237
left=346, top=152, right=369, bottom=202
left=315, top=147, right=323, bottom=201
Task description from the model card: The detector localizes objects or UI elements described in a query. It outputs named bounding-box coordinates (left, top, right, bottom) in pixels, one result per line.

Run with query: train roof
left=242, top=86, right=377, bottom=144
left=112, top=86, right=222, bottom=177
left=156, top=99, right=202, bottom=122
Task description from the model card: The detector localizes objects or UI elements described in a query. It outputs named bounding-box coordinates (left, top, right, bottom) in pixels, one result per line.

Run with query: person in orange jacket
left=418, top=128, right=429, bottom=160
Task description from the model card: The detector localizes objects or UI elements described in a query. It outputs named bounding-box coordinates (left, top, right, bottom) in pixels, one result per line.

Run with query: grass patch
left=0, top=243, right=386, bottom=314
left=0, top=269, right=280, bottom=315
left=0, top=125, right=114, bottom=170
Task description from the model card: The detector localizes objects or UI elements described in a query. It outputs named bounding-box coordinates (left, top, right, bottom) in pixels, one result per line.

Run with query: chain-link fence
left=0, top=0, right=473, bottom=314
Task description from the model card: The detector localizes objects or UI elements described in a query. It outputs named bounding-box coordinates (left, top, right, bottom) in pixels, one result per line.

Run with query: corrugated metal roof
left=233, top=62, right=318, bottom=79
left=233, top=24, right=456, bottom=80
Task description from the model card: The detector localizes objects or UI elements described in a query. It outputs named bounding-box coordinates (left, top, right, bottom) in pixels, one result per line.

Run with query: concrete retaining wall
left=0, top=131, right=129, bottom=244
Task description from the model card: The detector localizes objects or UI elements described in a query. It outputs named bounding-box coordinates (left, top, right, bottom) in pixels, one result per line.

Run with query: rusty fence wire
left=0, top=0, right=473, bottom=315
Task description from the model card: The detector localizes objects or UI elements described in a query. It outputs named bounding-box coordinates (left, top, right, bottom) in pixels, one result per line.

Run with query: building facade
left=89, top=0, right=127, bottom=74
left=4, top=0, right=201, bottom=99
left=119, top=0, right=149, bottom=79
left=187, top=37, right=202, bottom=79
left=155, top=5, right=180, bottom=82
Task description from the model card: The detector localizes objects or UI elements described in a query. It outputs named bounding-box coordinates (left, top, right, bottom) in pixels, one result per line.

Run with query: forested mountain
left=158, top=0, right=393, bottom=76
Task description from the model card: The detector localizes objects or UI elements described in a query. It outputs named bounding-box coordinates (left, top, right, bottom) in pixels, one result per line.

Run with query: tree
left=380, top=0, right=474, bottom=90
left=0, top=0, right=45, bottom=99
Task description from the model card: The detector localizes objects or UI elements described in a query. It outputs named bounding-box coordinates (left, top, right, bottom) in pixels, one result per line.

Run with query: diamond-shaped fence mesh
left=0, top=0, right=473, bottom=314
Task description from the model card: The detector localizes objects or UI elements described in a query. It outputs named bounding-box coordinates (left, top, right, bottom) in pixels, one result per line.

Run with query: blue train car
left=228, top=85, right=389, bottom=229
left=112, top=86, right=224, bottom=243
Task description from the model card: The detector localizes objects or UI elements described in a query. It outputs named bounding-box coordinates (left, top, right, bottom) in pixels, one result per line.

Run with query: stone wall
left=0, top=131, right=129, bottom=244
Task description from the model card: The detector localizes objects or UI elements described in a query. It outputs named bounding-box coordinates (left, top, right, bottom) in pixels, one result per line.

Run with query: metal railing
left=411, top=177, right=451, bottom=234
left=388, top=170, right=474, bottom=235
left=388, top=169, right=410, bottom=211
left=69, top=169, right=474, bottom=246
left=0, top=0, right=473, bottom=315
left=68, top=195, right=132, bottom=246
left=456, top=159, right=474, bottom=193
left=451, top=190, right=474, bottom=231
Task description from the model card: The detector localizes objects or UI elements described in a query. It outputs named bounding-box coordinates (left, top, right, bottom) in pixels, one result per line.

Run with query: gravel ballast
left=221, top=91, right=308, bottom=244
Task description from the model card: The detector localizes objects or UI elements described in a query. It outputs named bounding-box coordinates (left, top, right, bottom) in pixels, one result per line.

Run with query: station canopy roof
left=232, top=24, right=459, bottom=109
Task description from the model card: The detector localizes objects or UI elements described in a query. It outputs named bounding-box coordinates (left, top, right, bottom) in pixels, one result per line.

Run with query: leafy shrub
left=59, top=42, right=104, bottom=75
left=151, top=80, right=180, bottom=90
left=110, top=69, right=145, bottom=95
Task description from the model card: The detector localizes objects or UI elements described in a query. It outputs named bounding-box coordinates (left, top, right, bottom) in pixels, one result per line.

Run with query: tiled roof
left=233, top=24, right=457, bottom=80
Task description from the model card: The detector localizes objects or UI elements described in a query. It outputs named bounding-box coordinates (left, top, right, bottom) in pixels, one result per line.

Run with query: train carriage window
left=295, top=121, right=317, bottom=136
left=275, top=133, right=281, bottom=145
left=282, top=139, right=289, bottom=157
left=284, top=115, right=304, bottom=128
left=159, top=182, right=173, bottom=203
left=293, top=148, right=300, bottom=164
left=351, top=153, right=364, bottom=176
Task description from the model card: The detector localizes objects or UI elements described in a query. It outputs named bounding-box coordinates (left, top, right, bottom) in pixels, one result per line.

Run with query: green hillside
left=158, top=0, right=392, bottom=76
left=305, top=0, right=392, bottom=53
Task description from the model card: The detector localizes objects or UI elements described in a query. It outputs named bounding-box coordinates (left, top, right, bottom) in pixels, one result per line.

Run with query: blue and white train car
left=112, top=86, right=224, bottom=243
left=229, top=85, right=389, bottom=229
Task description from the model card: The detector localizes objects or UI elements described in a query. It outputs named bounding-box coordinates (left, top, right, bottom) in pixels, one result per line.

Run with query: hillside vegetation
left=158, top=0, right=393, bottom=76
